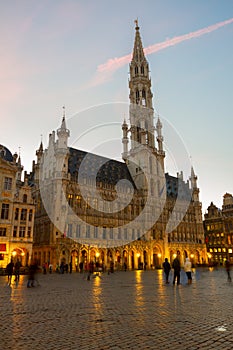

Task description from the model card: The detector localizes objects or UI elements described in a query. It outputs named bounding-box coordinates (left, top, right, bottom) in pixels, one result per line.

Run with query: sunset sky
left=1, top=0, right=233, bottom=212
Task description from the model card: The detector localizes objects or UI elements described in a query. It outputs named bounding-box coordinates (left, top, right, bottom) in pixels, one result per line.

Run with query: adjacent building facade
left=0, top=145, right=35, bottom=268
left=30, top=22, right=207, bottom=270
left=204, top=193, right=233, bottom=264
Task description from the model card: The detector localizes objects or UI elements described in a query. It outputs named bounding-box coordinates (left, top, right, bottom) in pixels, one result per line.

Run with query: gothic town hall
left=30, top=22, right=207, bottom=270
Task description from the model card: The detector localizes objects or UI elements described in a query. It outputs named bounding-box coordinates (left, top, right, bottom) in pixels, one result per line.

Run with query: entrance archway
left=152, top=246, right=162, bottom=268
left=71, top=250, right=79, bottom=272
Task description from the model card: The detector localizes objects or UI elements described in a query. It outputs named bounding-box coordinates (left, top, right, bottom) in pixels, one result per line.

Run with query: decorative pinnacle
left=134, top=18, right=139, bottom=29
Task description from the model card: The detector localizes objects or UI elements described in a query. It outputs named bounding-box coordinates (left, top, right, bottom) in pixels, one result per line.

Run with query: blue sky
left=1, top=0, right=233, bottom=212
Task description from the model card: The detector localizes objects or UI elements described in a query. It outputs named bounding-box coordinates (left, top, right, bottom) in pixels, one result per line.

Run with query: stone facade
left=31, top=22, right=207, bottom=270
left=0, top=145, right=35, bottom=267
left=204, top=193, right=233, bottom=264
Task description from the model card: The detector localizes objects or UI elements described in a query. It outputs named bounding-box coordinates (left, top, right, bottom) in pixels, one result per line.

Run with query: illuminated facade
left=0, top=145, right=35, bottom=267
left=204, top=193, right=233, bottom=264
left=31, top=23, right=206, bottom=269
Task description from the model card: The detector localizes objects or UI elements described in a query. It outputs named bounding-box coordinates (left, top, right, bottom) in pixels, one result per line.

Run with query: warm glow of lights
left=228, top=249, right=232, bottom=254
left=173, top=254, right=177, bottom=258
left=158, top=253, right=162, bottom=258
left=21, top=252, right=25, bottom=256
left=207, top=253, right=212, bottom=258
left=95, top=251, right=100, bottom=258
left=190, top=254, right=194, bottom=259
left=12, top=251, right=17, bottom=257
left=136, top=253, right=140, bottom=258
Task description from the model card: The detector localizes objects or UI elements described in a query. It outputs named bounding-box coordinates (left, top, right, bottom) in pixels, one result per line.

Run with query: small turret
left=156, top=117, right=163, bottom=152
left=190, top=166, right=197, bottom=189
left=122, top=118, right=129, bottom=161
left=190, top=166, right=199, bottom=202
left=36, top=141, right=43, bottom=164
left=57, top=106, right=70, bottom=149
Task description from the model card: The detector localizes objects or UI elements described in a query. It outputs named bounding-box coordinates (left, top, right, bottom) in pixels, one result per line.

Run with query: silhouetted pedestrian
left=27, top=260, right=38, bottom=287
left=60, top=262, right=64, bottom=274
left=225, top=259, right=232, bottom=282
left=14, top=259, right=21, bottom=282
left=163, top=258, right=171, bottom=284
left=69, top=261, right=72, bottom=274
left=6, top=260, right=14, bottom=285
left=172, top=257, right=181, bottom=285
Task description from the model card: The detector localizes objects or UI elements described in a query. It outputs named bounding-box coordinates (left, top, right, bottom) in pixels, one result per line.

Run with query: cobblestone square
left=1, top=268, right=233, bottom=350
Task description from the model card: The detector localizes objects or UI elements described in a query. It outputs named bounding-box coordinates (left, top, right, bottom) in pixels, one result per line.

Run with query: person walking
left=6, top=260, right=14, bottom=285
left=225, top=259, right=232, bottom=282
left=49, top=263, right=53, bottom=274
left=184, top=257, right=192, bottom=284
left=172, top=256, right=181, bottom=285
left=163, top=258, right=171, bottom=284
left=14, top=259, right=21, bottom=282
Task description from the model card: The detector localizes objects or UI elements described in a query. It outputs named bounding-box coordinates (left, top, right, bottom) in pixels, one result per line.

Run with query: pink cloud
left=89, top=17, right=233, bottom=87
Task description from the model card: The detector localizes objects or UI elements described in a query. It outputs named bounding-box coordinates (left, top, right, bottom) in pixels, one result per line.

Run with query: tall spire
left=132, top=19, right=147, bottom=64
left=128, top=20, right=154, bottom=151
left=129, top=20, right=152, bottom=108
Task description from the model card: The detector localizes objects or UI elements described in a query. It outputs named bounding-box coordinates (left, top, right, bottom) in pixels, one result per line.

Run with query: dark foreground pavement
left=1, top=268, right=233, bottom=350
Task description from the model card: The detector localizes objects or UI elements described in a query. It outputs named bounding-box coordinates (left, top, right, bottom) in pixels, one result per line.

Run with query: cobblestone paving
left=1, top=268, right=233, bottom=350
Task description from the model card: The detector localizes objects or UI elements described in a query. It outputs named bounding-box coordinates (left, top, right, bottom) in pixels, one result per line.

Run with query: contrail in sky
left=90, top=17, right=233, bottom=86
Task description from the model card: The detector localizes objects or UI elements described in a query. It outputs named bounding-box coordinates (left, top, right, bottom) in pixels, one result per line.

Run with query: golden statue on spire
left=134, top=18, right=139, bottom=28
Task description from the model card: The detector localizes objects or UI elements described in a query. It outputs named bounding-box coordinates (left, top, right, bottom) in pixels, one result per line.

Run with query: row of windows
left=1, top=204, right=33, bottom=221
left=206, top=224, right=222, bottom=231
left=67, top=196, right=143, bottom=216
left=209, top=248, right=232, bottom=254
left=134, top=66, right=145, bottom=75
left=13, top=226, right=31, bottom=238
left=66, top=224, right=141, bottom=241
left=15, top=208, right=33, bottom=221
left=0, top=226, right=31, bottom=238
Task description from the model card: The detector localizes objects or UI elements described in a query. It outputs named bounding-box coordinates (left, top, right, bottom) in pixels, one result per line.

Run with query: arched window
left=141, top=65, right=144, bottom=74
left=136, top=90, right=140, bottom=104
left=150, top=179, right=154, bottom=196
left=135, top=66, right=138, bottom=75
left=142, top=89, right=146, bottom=106
left=23, top=194, right=27, bottom=203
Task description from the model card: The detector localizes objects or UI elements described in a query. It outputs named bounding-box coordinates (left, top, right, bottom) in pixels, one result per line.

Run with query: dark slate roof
left=68, top=148, right=191, bottom=199
left=68, top=147, right=136, bottom=187
left=0, top=144, right=13, bottom=162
